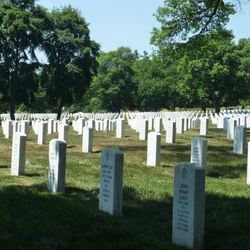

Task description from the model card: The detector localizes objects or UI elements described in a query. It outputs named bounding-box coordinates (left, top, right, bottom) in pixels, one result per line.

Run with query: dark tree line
left=1, top=0, right=250, bottom=117
left=0, top=0, right=99, bottom=120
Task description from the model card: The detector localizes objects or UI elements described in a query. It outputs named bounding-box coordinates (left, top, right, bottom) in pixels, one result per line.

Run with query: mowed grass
left=0, top=120, right=250, bottom=249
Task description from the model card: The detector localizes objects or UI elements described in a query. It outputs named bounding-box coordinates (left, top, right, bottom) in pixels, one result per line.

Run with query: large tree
left=41, top=5, right=99, bottom=120
left=133, top=55, right=183, bottom=111
left=151, top=0, right=236, bottom=49
left=176, top=33, right=250, bottom=113
left=0, top=0, right=47, bottom=120
left=87, top=47, right=138, bottom=112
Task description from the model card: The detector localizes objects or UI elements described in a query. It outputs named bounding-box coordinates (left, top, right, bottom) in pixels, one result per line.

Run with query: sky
left=37, top=0, right=250, bottom=54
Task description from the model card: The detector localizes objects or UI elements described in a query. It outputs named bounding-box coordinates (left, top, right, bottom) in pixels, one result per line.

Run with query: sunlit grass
left=0, top=120, right=249, bottom=249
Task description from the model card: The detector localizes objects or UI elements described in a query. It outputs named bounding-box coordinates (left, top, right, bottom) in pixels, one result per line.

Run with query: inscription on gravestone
left=172, top=163, right=205, bottom=250
left=233, top=126, right=246, bottom=154
left=11, top=132, right=27, bottom=176
left=99, top=148, right=123, bottom=216
left=47, top=139, right=67, bottom=193
left=191, top=137, right=207, bottom=169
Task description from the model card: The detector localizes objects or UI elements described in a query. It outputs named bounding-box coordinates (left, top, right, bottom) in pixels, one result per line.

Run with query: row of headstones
left=210, top=112, right=248, bottom=154
left=210, top=112, right=250, bottom=184
left=11, top=134, right=205, bottom=249
left=50, top=145, right=206, bottom=249
left=1, top=119, right=69, bottom=143
left=0, top=112, right=120, bottom=122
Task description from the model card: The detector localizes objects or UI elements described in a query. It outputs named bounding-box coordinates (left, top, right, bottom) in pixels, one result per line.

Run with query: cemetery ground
left=0, top=121, right=250, bottom=250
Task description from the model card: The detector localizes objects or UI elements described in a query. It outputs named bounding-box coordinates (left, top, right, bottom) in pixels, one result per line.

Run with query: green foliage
left=40, top=5, right=99, bottom=119
left=86, top=47, right=137, bottom=112
left=0, top=0, right=48, bottom=119
left=151, top=0, right=236, bottom=48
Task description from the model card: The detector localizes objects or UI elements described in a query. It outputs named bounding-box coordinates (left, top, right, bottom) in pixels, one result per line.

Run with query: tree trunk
left=57, top=100, right=63, bottom=120
left=214, top=96, right=220, bottom=114
left=9, top=76, right=16, bottom=121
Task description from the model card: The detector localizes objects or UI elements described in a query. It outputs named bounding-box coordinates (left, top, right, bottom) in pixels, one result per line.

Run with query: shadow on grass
left=0, top=183, right=250, bottom=249
left=25, top=173, right=43, bottom=177
left=0, top=165, right=8, bottom=168
left=207, top=163, right=246, bottom=179
left=0, top=184, right=176, bottom=250
left=205, top=193, right=250, bottom=250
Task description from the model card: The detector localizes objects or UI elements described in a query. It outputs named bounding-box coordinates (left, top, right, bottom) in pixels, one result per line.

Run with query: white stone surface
left=147, top=132, right=161, bottom=166
left=47, top=139, right=67, bottom=193
left=172, top=163, right=205, bottom=250
left=99, top=148, right=124, bottom=216
left=11, top=132, right=27, bottom=176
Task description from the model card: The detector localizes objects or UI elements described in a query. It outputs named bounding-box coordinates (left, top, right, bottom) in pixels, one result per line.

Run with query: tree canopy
left=40, top=5, right=99, bottom=120
left=0, top=0, right=47, bottom=119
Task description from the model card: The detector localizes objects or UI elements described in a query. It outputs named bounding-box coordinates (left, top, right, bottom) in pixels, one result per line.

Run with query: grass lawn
left=0, top=119, right=250, bottom=250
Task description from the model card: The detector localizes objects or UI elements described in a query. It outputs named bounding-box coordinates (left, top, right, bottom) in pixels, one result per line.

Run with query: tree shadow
left=0, top=183, right=249, bottom=249
left=0, top=165, right=8, bottom=168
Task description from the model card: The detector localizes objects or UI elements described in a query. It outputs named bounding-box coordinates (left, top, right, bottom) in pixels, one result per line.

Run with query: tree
left=87, top=47, right=137, bottom=112
left=176, top=33, right=249, bottom=113
left=41, top=5, right=99, bottom=120
left=133, top=56, right=169, bottom=111
left=151, top=0, right=236, bottom=48
left=0, top=0, right=47, bottom=120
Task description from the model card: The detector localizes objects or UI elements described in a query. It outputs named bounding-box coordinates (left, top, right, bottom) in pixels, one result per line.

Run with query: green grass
left=0, top=120, right=250, bottom=249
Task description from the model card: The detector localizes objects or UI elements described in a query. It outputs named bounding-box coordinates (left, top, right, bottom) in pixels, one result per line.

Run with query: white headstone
left=11, top=132, right=27, bottom=176
left=227, top=119, right=237, bottom=140
left=172, top=163, right=205, bottom=250
left=47, top=139, right=67, bottom=193
left=200, top=117, right=209, bottom=135
left=58, top=123, right=68, bottom=141
left=82, top=126, right=93, bottom=153
left=99, top=148, right=124, bottom=216
left=147, top=132, right=161, bottom=166
left=166, top=121, right=176, bottom=143
left=154, top=117, right=162, bottom=133
left=5, top=120, right=13, bottom=139
left=233, top=126, right=246, bottom=154
left=247, top=141, right=250, bottom=185
left=176, top=117, right=184, bottom=134
left=47, top=119, right=54, bottom=134
left=78, top=118, right=85, bottom=135
left=116, top=118, right=125, bottom=138
left=139, top=119, right=148, bottom=140
left=38, top=121, right=47, bottom=145
left=190, top=137, right=207, bottom=169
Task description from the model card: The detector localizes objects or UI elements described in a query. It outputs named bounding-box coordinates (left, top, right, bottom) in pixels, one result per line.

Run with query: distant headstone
left=78, top=118, right=85, bottom=135
left=176, top=117, right=184, bottom=134
left=147, top=132, right=161, bottom=166
left=47, top=139, right=67, bottom=193
left=200, top=117, right=209, bottom=135
left=37, top=121, right=47, bottom=145
left=5, top=120, right=13, bottom=139
left=11, top=132, right=27, bottom=176
left=190, top=137, right=207, bottom=169
left=148, top=117, right=154, bottom=130
left=139, top=119, right=148, bottom=140
left=47, top=119, right=54, bottom=134
left=58, top=123, right=68, bottom=141
left=227, top=119, right=237, bottom=140
left=154, top=117, right=162, bottom=133
left=20, top=120, right=29, bottom=136
left=82, top=126, right=93, bottom=153
left=116, top=118, right=125, bottom=138
left=172, top=163, right=205, bottom=250
left=233, top=126, right=246, bottom=154
left=247, top=141, right=250, bottom=185
left=166, top=121, right=176, bottom=143
left=99, top=148, right=124, bottom=216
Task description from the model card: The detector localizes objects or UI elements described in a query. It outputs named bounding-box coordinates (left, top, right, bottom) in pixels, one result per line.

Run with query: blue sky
left=38, top=0, right=250, bottom=54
